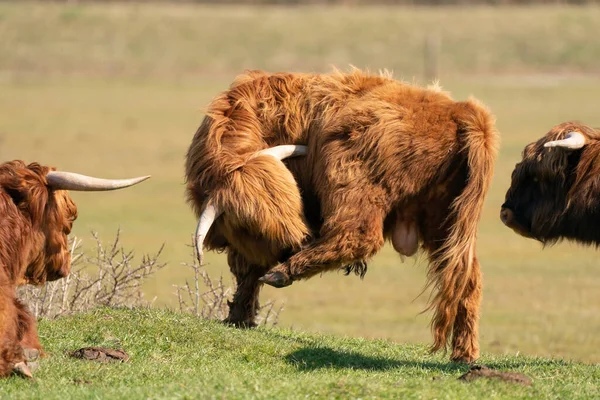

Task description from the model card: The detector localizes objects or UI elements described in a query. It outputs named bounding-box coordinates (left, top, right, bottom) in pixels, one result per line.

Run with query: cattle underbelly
left=391, top=218, right=419, bottom=257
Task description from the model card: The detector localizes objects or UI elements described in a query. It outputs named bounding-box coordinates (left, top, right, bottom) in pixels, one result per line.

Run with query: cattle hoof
left=13, top=362, right=33, bottom=379
left=259, top=271, right=293, bottom=288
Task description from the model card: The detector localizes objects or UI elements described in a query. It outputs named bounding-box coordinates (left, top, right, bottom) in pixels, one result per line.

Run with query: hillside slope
left=1, top=308, right=598, bottom=399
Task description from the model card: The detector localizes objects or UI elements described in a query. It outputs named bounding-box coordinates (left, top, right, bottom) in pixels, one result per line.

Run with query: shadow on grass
left=285, top=346, right=468, bottom=373
left=253, top=327, right=575, bottom=372
left=484, top=358, right=573, bottom=370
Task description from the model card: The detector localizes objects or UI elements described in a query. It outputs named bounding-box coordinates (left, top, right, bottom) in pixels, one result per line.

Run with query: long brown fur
left=185, top=68, right=498, bottom=362
left=0, top=161, right=77, bottom=377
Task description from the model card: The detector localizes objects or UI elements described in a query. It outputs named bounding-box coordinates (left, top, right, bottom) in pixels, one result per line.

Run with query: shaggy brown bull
left=501, top=121, right=600, bottom=244
left=0, top=161, right=149, bottom=377
left=185, top=69, right=498, bottom=362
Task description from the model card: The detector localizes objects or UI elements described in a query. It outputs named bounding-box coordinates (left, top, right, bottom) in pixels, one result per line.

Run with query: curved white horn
left=195, top=200, right=222, bottom=265
left=254, top=144, right=307, bottom=160
left=544, top=131, right=586, bottom=150
left=46, top=172, right=150, bottom=191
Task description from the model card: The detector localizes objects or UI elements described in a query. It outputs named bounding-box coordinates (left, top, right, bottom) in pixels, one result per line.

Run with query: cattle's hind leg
left=223, top=251, right=268, bottom=328
left=261, top=206, right=385, bottom=287
left=449, top=255, right=481, bottom=363
left=423, top=218, right=482, bottom=364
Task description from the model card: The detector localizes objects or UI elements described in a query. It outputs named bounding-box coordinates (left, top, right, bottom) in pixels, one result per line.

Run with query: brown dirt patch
left=69, top=347, right=129, bottom=363
left=458, top=365, right=532, bottom=386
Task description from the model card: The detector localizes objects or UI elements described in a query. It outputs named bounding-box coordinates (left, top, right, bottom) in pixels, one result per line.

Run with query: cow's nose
left=500, top=207, right=513, bottom=226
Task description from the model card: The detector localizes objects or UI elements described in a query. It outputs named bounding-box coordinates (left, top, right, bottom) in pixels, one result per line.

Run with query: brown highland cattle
left=502, top=121, right=600, bottom=245
left=185, top=69, right=498, bottom=362
left=0, top=161, right=149, bottom=377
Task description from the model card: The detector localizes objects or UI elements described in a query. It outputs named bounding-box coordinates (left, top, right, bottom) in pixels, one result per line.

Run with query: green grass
left=1, top=308, right=599, bottom=399
left=1, top=2, right=600, bottom=368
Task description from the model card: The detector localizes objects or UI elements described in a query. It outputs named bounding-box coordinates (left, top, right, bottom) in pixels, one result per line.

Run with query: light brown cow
left=186, top=69, right=498, bottom=362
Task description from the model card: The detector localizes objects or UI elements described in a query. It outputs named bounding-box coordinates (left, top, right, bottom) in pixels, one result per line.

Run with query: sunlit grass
left=3, top=308, right=599, bottom=399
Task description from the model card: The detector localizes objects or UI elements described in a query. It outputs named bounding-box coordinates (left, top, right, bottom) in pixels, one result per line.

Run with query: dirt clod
left=69, top=347, right=129, bottom=363
left=458, top=365, right=532, bottom=386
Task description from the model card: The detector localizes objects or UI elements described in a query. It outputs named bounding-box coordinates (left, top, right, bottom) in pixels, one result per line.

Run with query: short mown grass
left=1, top=308, right=599, bottom=399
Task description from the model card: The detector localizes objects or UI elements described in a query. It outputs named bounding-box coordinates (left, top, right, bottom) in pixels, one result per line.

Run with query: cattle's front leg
left=223, top=251, right=268, bottom=328
left=260, top=209, right=385, bottom=288
left=0, top=290, right=28, bottom=378
left=14, top=299, right=42, bottom=373
left=15, top=299, right=41, bottom=351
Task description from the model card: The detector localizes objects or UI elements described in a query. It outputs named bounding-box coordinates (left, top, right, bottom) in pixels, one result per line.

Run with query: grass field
left=1, top=2, right=600, bottom=369
left=2, top=308, right=600, bottom=399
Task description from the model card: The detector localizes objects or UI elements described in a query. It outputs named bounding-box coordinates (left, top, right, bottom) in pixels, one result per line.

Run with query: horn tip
left=195, top=245, right=204, bottom=265
left=127, top=175, right=151, bottom=187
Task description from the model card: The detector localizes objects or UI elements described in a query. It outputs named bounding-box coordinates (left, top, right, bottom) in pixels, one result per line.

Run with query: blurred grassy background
left=1, top=3, right=600, bottom=363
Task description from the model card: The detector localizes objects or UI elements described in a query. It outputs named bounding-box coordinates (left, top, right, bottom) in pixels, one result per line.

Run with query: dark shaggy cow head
left=501, top=121, right=600, bottom=245
left=0, top=161, right=150, bottom=285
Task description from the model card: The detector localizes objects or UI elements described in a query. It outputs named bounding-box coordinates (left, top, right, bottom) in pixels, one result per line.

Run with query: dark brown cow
left=185, top=69, right=498, bottom=362
left=502, top=121, right=600, bottom=245
left=0, top=161, right=149, bottom=377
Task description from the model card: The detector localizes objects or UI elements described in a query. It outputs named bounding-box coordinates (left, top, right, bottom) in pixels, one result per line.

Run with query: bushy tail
left=427, top=98, right=499, bottom=353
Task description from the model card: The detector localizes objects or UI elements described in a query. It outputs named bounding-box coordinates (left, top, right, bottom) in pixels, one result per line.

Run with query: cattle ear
left=0, top=174, right=48, bottom=224
left=0, top=170, right=33, bottom=207
left=4, top=185, right=27, bottom=206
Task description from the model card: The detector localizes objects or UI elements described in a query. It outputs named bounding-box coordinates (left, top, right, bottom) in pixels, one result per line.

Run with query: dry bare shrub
left=17, top=231, right=284, bottom=326
left=173, top=243, right=284, bottom=327
left=17, top=230, right=166, bottom=320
